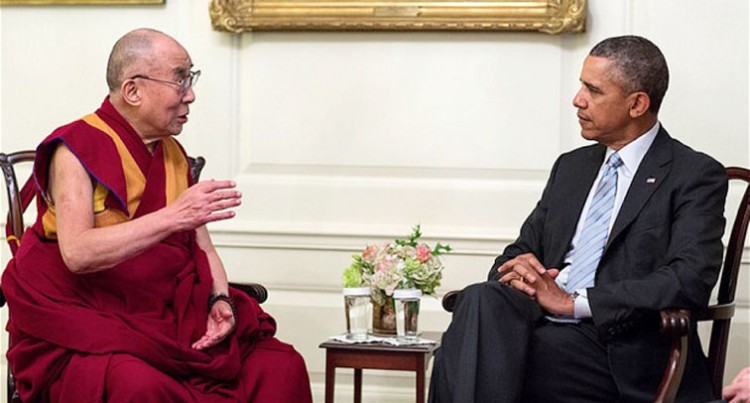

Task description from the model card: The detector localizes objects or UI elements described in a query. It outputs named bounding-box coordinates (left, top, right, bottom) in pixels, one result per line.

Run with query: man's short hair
left=590, top=35, right=669, bottom=114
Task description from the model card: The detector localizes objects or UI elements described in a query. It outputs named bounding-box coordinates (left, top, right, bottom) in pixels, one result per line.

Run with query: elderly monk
left=2, top=28, right=313, bottom=402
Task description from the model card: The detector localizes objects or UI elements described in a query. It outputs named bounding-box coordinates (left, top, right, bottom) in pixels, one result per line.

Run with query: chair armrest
left=654, top=309, right=691, bottom=403
left=442, top=290, right=460, bottom=312
left=660, top=309, right=691, bottom=338
left=229, top=282, right=268, bottom=304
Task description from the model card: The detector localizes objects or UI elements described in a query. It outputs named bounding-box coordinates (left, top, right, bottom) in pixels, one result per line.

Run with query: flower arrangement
left=342, top=225, right=452, bottom=306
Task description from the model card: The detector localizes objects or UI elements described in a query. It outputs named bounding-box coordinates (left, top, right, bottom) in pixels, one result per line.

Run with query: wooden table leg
left=325, top=354, right=335, bottom=403
left=354, top=368, right=362, bottom=403
left=417, top=356, right=426, bottom=403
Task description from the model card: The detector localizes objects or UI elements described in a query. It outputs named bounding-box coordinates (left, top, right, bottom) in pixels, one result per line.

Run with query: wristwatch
left=569, top=291, right=580, bottom=318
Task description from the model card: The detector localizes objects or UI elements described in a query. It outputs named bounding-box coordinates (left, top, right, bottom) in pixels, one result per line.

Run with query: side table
left=319, top=331, right=441, bottom=403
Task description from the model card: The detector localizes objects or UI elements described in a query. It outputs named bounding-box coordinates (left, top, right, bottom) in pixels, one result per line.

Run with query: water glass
left=393, top=289, right=422, bottom=342
left=343, top=287, right=371, bottom=341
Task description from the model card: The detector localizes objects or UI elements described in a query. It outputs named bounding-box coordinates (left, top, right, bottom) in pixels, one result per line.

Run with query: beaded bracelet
left=208, top=293, right=237, bottom=320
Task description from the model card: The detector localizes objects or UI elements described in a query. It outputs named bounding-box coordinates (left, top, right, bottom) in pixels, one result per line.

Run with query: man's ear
left=628, top=92, right=651, bottom=118
left=120, top=79, right=142, bottom=106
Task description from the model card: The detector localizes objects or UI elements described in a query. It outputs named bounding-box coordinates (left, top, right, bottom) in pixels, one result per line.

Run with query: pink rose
left=362, top=244, right=379, bottom=262
left=376, top=258, right=395, bottom=272
left=416, top=244, right=432, bottom=263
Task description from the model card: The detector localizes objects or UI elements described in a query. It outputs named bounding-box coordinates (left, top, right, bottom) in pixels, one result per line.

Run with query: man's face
left=572, top=56, right=634, bottom=147
left=134, top=37, right=196, bottom=140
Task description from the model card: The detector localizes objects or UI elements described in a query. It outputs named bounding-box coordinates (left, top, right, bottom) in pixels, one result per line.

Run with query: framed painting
left=210, top=0, right=585, bottom=33
left=0, top=0, right=163, bottom=4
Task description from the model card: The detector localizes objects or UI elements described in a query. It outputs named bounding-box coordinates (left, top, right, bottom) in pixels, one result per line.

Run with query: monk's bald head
left=106, top=28, right=179, bottom=92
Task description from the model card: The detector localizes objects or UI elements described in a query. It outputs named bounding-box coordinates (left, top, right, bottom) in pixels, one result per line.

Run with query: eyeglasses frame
left=129, top=70, right=201, bottom=95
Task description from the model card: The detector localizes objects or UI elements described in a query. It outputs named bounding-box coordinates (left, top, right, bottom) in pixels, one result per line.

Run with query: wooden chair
left=0, top=150, right=267, bottom=403
left=441, top=167, right=749, bottom=403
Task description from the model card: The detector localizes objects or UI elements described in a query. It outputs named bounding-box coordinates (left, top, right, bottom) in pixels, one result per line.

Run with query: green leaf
left=432, top=243, right=452, bottom=256
left=342, top=264, right=365, bottom=287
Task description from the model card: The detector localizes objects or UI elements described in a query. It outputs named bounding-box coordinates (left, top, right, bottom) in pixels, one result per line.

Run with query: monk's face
left=135, top=36, right=196, bottom=140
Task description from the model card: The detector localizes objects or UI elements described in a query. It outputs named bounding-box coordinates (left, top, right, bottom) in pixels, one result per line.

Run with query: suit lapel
left=605, top=128, right=673, bottom=251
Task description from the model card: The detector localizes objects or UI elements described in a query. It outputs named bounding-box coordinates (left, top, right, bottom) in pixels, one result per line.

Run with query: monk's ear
left=628, top=92, right=651, bottom=118
left=120, top=79, right=142, bottom=106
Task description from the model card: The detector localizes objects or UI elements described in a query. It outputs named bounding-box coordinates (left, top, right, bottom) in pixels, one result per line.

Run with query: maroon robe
left=2, top=99, right=312, bottom=402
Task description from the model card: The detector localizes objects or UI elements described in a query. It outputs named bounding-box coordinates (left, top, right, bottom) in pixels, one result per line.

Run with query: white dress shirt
left=554, top=122, right=660, bottom=319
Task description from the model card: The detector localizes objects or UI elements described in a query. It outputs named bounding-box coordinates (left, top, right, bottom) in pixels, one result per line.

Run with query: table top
left=319, top=331, right=442, bottom=353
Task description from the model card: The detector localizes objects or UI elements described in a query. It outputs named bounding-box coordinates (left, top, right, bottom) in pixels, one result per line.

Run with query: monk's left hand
left=192, top=300, right=236, bottom=350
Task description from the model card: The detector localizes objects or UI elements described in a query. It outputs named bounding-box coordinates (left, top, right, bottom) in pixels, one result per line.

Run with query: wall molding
left=212, top=224, right=750, bottom=260
left=212, top=225, right=750, bottom=304
left=210, top=222, right=514, bottom=254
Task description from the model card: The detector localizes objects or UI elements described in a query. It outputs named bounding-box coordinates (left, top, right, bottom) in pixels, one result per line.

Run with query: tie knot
left=607, top=153, right=623, bottom=170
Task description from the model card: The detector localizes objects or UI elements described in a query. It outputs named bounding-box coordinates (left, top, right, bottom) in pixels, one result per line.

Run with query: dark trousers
left=429, top=281, right=619, bottom=403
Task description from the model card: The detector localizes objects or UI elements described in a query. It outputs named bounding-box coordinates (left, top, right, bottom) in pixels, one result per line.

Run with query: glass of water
left=343, top=287, right=371, bottom=341
left=393, top=289, right=422, bottom=342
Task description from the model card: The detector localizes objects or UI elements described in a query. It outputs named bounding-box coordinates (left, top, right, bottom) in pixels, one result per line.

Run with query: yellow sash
left=41, top=114, right=189, bottom=238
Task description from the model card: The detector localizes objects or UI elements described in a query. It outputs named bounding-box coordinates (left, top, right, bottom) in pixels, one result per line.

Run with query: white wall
left=1, top=0, right=748, bottom=401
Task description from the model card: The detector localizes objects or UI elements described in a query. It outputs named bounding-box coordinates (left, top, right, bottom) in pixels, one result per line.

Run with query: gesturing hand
left=191, top=300, right=236, bottom=351
left=168, top=180, right=242, bottom=231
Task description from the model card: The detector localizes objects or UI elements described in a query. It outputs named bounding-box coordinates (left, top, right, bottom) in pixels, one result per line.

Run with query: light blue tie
left=565, top=153, right=623, bottom=292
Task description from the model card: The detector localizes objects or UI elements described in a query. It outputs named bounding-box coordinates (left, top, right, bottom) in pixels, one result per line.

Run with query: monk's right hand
left=168, top=180, right=242, bottom=230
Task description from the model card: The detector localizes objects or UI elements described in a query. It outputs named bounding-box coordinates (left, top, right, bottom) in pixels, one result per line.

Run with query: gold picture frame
left=210, top=0, right=585, bottom=33
left=0, top=0, right=163, bottom=4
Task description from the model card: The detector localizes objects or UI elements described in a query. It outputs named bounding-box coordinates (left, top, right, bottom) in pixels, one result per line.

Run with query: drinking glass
left=343, top=287, right=371, bottom=341
left=393, top=289, right=421, bottom=342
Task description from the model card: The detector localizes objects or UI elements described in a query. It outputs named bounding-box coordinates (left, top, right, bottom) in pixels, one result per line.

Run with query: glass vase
left=372, top=296, right=397, bottom=336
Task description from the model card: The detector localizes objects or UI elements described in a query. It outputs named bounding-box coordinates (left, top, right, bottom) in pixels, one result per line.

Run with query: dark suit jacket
left=489, top=127, right=728, bottom=402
